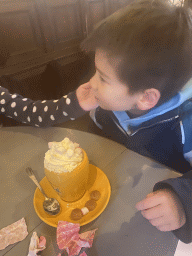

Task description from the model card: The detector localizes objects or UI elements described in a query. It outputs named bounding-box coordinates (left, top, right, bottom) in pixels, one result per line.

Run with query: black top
left=0, top=85, right=87, bottom=127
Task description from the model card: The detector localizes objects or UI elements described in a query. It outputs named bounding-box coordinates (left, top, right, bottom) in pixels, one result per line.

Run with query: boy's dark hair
left=81, top=0, right=192, bottom=105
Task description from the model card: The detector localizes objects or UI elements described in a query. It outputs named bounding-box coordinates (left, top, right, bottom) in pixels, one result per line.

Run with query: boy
left=78, top=0, right=192, bottom=244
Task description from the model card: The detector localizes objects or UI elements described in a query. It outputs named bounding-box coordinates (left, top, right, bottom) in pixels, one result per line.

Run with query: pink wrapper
left=57, top=222, right=80, bottom=250
left=57, top=221, right=97, bottom=256
left=79, top=252, right=87, bottom=256
left=79, top=229, right=98, bottom=248
left=27, top=232, right=46, bottom=256
left=0, top=218, right=28, bottom=250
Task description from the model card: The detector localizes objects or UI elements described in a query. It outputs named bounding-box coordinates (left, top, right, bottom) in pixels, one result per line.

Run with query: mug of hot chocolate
left=44, top=138, right=89, bottom=202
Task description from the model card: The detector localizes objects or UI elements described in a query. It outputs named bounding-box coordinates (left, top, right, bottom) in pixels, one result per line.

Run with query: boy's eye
left=100, top=76, right=106, bottom=83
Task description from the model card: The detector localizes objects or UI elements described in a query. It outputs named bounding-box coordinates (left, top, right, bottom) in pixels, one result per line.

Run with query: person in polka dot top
left=0, top=82, right=98, bottom=127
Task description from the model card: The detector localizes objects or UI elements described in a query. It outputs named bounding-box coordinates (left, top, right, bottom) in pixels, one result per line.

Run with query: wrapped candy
left=0, top=218, right=28, bottom=250
left=57, top=221, right=97, bottom=256
left=27, top=232, right=46, bottom=256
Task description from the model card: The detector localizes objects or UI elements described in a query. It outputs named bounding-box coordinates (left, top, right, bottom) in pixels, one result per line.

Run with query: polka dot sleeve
left=0, top=86, right=87, bottom=127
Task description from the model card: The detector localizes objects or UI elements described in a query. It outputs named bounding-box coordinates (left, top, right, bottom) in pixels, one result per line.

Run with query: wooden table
left=0, top=126, right=182, bottom=256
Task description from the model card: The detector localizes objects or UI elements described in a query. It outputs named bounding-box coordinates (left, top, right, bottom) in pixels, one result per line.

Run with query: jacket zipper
left=111, top=114, right=179, bottom=137
left=110, top=115, right=129, bottom=137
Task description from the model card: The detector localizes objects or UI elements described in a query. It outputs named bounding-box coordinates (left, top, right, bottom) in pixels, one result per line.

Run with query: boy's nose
left=90, top=76, right=98, bottom=91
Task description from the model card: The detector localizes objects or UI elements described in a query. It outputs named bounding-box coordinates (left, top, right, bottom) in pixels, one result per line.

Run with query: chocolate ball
left=90, top=190, right=101, bottom=201
left=70, top=208, right=83, bottom=220
left=85, top=200, right=97, bottom=211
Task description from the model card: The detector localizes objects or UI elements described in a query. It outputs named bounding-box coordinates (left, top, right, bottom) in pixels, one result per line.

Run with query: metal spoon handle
left=26, top=167, right=48, bottom=199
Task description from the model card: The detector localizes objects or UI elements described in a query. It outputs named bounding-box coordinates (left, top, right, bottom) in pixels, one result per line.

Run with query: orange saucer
left=33, top=164, right=111, bottom=227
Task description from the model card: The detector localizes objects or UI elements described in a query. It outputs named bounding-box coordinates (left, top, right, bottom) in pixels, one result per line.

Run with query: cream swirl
left=44, top=137, right=83, bottom=173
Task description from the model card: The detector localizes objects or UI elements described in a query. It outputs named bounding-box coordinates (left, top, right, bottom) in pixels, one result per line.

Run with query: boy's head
left=81, top=0, right=192, bottom=112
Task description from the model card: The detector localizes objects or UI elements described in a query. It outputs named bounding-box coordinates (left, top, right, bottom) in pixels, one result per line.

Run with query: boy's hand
left=76, top=82, right=99, bottom=111
left=135, top=188, right=186, bottom=231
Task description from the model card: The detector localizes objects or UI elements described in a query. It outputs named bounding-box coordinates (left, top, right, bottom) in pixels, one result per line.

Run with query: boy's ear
left=137, top=88, right=161, bottom=111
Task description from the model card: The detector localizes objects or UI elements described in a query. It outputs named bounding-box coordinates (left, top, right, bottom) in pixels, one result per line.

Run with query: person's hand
left=76, top=82, right=99, bottom=111
left=135, top=188, right=186, bottom=231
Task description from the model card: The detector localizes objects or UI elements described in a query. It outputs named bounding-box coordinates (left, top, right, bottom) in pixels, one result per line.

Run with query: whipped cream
left=44, top=137, right=83, bottom=173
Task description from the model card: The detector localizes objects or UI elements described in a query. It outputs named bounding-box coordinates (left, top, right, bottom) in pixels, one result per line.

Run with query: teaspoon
left=26, top=167, right=60, bottom=216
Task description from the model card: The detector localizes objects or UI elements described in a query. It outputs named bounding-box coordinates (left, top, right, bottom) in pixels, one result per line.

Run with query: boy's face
left=89, top=48, right=143, bottom=111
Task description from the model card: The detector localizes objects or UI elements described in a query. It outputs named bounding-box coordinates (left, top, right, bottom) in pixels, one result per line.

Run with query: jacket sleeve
left=153, top=171, right=192, bottom=243
left=0, top=86, right=87, bottom=127
left=180, top=100, right=192, bottom=165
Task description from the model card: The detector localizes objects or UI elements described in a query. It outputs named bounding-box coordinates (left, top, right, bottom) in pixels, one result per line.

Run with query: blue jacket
left=90, top=80, right=192, bottom=243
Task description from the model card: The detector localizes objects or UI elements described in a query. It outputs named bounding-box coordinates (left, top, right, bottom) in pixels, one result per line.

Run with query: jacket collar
left=127, top=107, right=180, bottom=136
left=111, top=105, right=180, bottom=136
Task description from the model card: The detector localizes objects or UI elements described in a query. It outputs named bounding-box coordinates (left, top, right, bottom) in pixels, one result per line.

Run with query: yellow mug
left=44, top=149, right=89, bottom=202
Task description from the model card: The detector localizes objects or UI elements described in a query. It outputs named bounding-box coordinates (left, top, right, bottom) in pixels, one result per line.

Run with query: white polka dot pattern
left=38, top=116, right=42, bottom=122
left=63, top=111, right=68, bottom=116
left=33, top=106, right=37, bottom=113
left=50, top=115, right=55, bottom=120
left=11, top=102, right=16, bottom=108
left=0, top=89, right=79, bottom=127
left=66, top=98, right=71, bottom=105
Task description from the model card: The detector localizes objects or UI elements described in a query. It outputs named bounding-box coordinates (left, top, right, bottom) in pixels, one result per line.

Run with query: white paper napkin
left=174, top=240, right=192, bottom=256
